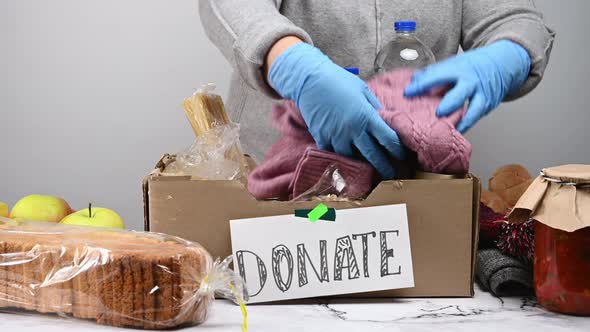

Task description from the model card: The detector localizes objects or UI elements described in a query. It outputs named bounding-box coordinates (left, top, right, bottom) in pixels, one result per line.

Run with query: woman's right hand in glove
left=267, top=39, right=405, bottom=179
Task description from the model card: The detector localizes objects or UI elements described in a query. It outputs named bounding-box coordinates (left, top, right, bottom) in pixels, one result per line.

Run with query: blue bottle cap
left=344, top=67, right=360, bottom=75
left=395, top=21, right=417, bottom=32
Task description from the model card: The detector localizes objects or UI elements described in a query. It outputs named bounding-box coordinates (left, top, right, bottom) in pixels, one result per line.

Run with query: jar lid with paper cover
left=508, top=164, right=590, bottom=316
left=508, top=164, right=590, bottom=231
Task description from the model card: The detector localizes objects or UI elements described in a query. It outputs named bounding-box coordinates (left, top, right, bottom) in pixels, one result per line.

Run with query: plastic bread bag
left=0, top=217, right=248, bottom=330
left=164, top=84, right=245, bottom=180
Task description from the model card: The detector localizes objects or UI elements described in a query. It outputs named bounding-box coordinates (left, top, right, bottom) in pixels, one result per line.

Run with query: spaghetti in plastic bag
left=164, top=83, right=245, bottom=180
left=0, top=217, right=247, bottom=330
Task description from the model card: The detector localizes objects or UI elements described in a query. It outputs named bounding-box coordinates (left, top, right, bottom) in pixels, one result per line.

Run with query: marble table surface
left=1, top=285, right=588, bottom=331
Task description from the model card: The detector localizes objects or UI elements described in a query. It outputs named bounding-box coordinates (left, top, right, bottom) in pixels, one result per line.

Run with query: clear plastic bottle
left=374, top=21, right=436, bottom=73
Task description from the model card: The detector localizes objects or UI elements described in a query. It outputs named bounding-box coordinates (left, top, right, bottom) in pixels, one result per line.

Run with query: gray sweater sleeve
left=462, top=0, right=556, bottom=99
left=198, top=0, right=312, bottom=98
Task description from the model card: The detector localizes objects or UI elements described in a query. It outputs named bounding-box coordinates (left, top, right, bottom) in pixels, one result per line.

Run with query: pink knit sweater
left=248, top=69, right=472, bottom=200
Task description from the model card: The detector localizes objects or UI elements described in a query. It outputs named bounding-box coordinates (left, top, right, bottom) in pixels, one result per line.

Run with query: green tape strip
left=294, top=204, right=336, bottom=222
left=308, top=203, right=328, bottom=222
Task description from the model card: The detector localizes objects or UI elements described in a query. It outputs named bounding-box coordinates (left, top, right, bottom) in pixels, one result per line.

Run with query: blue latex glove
left=404, top=40, right=531, bottom=133
left=269, top=43, right=405, bottom=179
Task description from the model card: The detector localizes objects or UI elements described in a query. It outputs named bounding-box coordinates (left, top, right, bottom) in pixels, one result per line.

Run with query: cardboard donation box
left=144, top=154, right=480, bottom=299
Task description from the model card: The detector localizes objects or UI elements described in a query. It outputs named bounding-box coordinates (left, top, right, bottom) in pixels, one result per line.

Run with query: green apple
left=60, top=204, right=125, bottom=229
left=0, top=202, right=8, bottom=218
left=10, top=195, right=73, bottom=222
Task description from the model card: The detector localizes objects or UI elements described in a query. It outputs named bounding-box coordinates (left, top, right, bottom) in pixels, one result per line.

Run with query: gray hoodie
left=199, top=0, right=555, bottom=162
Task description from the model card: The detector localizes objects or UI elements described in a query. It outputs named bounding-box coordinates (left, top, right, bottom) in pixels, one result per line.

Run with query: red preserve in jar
left=534, top=223, right=590, bottom=315
left=507, top=165, right=590, bottom=316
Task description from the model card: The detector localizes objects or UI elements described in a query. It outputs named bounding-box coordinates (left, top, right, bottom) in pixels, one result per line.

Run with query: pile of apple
left=0, top=195, right=125, bottom=229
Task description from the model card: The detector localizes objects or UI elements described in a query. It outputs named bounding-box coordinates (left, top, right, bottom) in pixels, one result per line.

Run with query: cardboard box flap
left=508, top=165, right=590, bottom=232
left=154, top=154, right=175, bottom=173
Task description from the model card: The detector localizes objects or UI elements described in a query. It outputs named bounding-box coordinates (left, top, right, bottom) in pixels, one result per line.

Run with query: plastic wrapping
left=164, top=84, right=245, bottom=180
left=0, top=217, right=247, bottom=330
left=182, top=83, right=230, bottom=137
left=292, top=165, right=354, bottom=202
left=169, top=123, right=244, bottom=180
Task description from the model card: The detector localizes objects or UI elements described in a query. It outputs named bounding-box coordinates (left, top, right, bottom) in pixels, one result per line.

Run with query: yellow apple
left=0, top=202, right=8, bottom=218
left=60, top=204, right=125, bottom=229
left=10, top=195, right=73, bottom=222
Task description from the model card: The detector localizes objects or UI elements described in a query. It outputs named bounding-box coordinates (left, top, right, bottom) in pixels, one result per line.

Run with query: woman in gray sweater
left=199, top=0, right=554, bottom=178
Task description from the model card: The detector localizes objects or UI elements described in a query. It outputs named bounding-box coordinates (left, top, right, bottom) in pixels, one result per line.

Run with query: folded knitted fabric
left=371, top=71, right=471, bottom=174
left=476, top=248, right=534, bottom=296
left=247, top=69, right=472, bottom=200
left=246, top=100, right=317, bottom=200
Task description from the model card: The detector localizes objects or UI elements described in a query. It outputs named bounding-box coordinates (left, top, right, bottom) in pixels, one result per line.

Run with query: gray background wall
left=1, top=0, right=588, bottom=231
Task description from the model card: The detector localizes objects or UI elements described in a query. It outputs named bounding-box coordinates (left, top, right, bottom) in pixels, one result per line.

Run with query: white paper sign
left=230, top=204, right=414, bottom=303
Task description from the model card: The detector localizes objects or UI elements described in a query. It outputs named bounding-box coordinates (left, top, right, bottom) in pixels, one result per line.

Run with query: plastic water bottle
left=374, top=21, right=436, bottom=73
